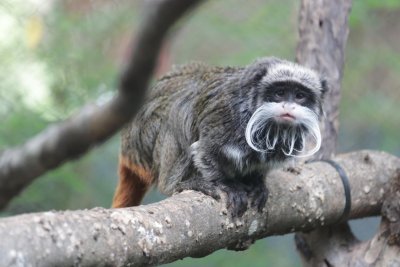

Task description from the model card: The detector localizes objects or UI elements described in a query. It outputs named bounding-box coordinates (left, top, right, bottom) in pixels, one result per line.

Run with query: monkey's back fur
left=120, top=62, right=244, bottom=197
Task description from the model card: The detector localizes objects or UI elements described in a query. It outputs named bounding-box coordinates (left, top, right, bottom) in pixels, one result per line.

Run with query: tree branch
left=296, top=169, right=400, bottom=266
left=0, top=0, right=203, bottom=210
left=0, top=150, right=398, bottom=266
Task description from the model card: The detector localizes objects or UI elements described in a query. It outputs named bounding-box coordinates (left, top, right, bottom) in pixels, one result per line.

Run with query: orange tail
left=112, top=156, right=153, bottom=208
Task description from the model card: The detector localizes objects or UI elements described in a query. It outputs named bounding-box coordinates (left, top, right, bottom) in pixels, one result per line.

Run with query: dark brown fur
left=112, top=156, right=153, bottom=208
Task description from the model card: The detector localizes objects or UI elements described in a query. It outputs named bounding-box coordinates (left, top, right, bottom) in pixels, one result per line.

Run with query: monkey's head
left=243, top=58, right=327, bottom=158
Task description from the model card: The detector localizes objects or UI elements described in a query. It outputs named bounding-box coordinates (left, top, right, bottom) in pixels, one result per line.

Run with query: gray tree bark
left=0, top=150, right=399, bottom=267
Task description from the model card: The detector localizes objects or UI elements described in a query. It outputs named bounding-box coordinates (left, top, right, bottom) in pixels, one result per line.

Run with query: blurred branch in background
left=0, top=0, right=203, bottom=210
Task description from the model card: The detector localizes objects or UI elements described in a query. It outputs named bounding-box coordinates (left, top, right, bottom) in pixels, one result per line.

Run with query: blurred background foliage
left=0, top=0, right=399, bottom=266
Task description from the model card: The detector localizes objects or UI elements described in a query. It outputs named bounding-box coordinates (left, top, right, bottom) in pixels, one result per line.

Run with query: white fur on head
left=261, top=61, right=324, bottom=97
left=245, top=102, right=322, bottom=158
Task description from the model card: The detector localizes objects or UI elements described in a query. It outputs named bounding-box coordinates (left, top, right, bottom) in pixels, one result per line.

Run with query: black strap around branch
left=308, top=159, right=352, bottom=222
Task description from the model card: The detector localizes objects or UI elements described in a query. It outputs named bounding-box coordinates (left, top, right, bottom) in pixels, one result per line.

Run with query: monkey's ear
left=239, top=66, right=266, bottom=88
left=320, top=78, right=329, bottom=99
left=240, top=57, right=283, bottom=86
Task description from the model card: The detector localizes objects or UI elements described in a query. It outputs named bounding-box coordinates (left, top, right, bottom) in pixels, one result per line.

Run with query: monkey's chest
left=219, top=145, right=273, bottom=178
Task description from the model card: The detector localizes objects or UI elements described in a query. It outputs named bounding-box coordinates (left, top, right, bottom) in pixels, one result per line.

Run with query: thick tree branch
left=0, top=0, right=203, bottom=210
left=296, top=170, right=400, bottom=267
left=0, top=150, right=398, bottom=266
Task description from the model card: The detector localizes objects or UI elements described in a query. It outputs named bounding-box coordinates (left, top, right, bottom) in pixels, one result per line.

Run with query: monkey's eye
left=275, top=89, right=285, bottom=97
left=295, top=92, right=306, bottom=100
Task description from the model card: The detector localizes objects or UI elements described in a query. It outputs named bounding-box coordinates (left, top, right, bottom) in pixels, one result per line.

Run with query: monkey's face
left=245, top=81, right=323, bottom=158
left=263, top=81, right=321, bottom=123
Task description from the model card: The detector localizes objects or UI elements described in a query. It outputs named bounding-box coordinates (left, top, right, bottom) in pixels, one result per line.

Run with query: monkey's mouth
left=277, top=113, right=295, bottom=122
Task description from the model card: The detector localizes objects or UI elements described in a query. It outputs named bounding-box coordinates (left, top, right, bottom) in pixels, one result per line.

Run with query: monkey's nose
left=282, top=102, right=296, bottom=110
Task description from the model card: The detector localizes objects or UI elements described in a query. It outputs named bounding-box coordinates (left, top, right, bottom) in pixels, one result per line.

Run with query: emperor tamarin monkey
left=112, top=57, right=327, bottom=216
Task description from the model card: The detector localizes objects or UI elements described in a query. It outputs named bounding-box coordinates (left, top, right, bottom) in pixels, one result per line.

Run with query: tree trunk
left=296, top=0, right=352, bottom=159
left=295, top=0, right=400, bottom=266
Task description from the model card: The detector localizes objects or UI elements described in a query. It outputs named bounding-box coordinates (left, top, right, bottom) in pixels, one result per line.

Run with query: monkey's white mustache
left=245, top=102, right=321, bottom=157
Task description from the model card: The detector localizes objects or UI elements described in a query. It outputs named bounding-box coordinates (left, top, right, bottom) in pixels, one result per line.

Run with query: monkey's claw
left=247, top=183, right=269, bottom=212
left=216, top=180, right=249, bottom=217
left=221, top=179, right=269, bottom=216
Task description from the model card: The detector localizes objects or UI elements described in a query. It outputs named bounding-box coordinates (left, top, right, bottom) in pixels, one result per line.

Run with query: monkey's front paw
left=175, top=178, right=268, bottom=217
left=219, top=181, right=249, bottom=218
left=174, top=179, right=222, bottom=201
left=175, top=179, right=248, bottom=217
left=246, top=183, right=269, bottom=212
